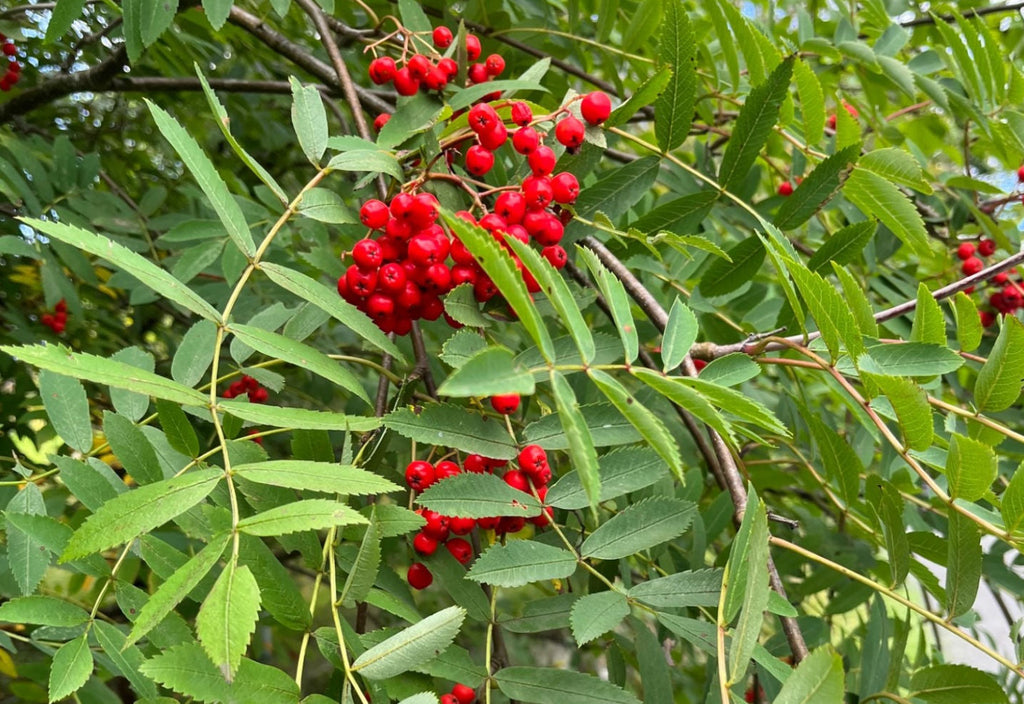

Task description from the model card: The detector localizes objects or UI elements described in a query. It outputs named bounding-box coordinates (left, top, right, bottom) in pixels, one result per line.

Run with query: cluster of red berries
left=221, top=374, right=269, bottom=403
left=956, top=238, right=1022, bottom=327
left=405, top=444, right=554, bottom=590
left=437, top=683, right=476, bottom=704
left=368, top=27, right=503, bottom=99
left=0, top=35, right=21, bottom=92
left=40, top=299, right=68, bottom=334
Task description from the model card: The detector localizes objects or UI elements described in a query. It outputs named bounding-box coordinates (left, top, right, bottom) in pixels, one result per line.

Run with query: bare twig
left=899, top=2, right=1024, bottom=27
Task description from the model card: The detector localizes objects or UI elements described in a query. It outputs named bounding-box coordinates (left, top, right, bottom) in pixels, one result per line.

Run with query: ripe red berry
left=477, top=516, right=500, bottom=530
left=360, top=199, right=390, bottom=229
left=580, top=91, right=612, bottom=125
left=468, top=103, right=500, bottom=133
left=452, top=683, right=476, bottom=704
left=368, top=57, right=396, bottom=84
left=467, top=62, right=490, bottom=85
left=490, top=393, right=521, bottom=414
left=478, top=123, right=508, bottom=151
left=352, top=239, right=383, bottom=269
left=542, top=245, right=568, bottom=269
left=434, top=460, right=461, bottom=481
left=424, top=67, right=449, bottom=92
left=407, top=562, right=433, bottom=589
left=393, top=67, right=420, bottom=96
left=464, top=454, right=488, bottom=473
left=979, top=238, right=996, bottom=256
left=495, top=191, right=527, bottom=224
left=693, top=358, right=708, bottom=372
left=346, top=265, right=377, bottom=298
left=496, top=516, right=526, bottom=534
left=518, top=444, right=548, bottom=475
left=956, top=242, right=976, bottom=261
left=413, top=531, right=439, bottom=556
left=530, top=505, right=554, bottom=527
left=422, top=510, right=450, bottom=541
left=465, top=145, right=495, bottom=176
left=554, top=116, right=585, bottom=149
left=433, top=26, right=454, bottom=48
left=503, top=469, right=530, bottom=493
left=449, top=515, right=476, bottom=535
left=374, top=113, right=391, bottom=131
left=485, top=54, right=505, bottom=76
left=440, top=696, right=459, bottom=704
left=512, top=126, right=541, bottom=155
left=437, top=57, right=458, bottom=79
left=465, top=34, right=482, bottom=61
left=777, top=182, right=794, bottom=197
left=528, top=145, right=557, bottom=176
left=407, top=54, right=431, bottom=80
left=3, top=43, right=17, bottom=57
left=510, top=101, right=533, bottom=127
left=521, top=175, right=554, bottom=209
left=248, top=386, right=269, bottom=404
left=980, top=310, right=997, bottom=327
left=446, top=537, right=474, bottom=564
left=378, top=262, right=407, bottom=293
left=405, top=460, right=436, bottom=491
left=961, top=256, right=984, bottom=276
left=551, top=172, right=580, bottom=204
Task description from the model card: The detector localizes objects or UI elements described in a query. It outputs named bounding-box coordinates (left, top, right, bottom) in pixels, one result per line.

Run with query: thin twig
left=899, top=2, right=1024, bottom=27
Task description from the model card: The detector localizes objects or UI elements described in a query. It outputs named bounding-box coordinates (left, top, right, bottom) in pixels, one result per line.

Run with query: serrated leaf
left=566, top=158, right=661, bottom=238
left=945, top=512, right=981, bottom=619
left=18, top=218, right=219, bottom=320
left=793, top=58, right=825, bottom=145
left=866, top=373, right=933, bottom=451
left=808, top=220, right=876, bottom=272
left=260, top=262, right=404, bottom=362
left=467, top=541, right=576, bottom=588
left=495, top=666, right=640, bottom=704
left=45, top=0, right=87, bottom=43
left=951, top=292, right=982, bottom=353
left=582, top=497, right=695, bottom=560
left=499, top=594, right=577, bottom=633
left=974, top=316, right=1024, bottom=412
left=844, top=169, right=930, bottom=256
left=296, top=188, right=355, bottom=224
left=789, top=262, right=865, bottom=360
left=171, top=319, right=218, bottom=389
left=632, top=191, right=719, bottom=236
left=5, top=344, right=208, bottom=407
left=237, top=499, right=367, bottom=536
left=202, top=0, right=232, bottom=30
left=866, top=480, right=910, bottom=587
left=38, top=370, right=92, bottom=454
left=447, top=80, right=549, bottom=112
left=807, top=416, right=861, bottom=507
left=607, top=68, right=672, bottom=129
left=668, top=374, right=788, bottom=441
left=628, top=568, right=723, bottom=608
left=436, top=346, right=536, bottom=397
left=233, top=461, right=399, bottom=495
left=774, top=144, right=860, bottom=230
left=725, top=495, right=769, bottom=685
left=859, top=148, right=932, bottom=194
left=157, top=399, right=200, bottom=458
left=104, top=411, right=162, bottom=485
left=699, top=237, right=765, bottom=298
left=53, top=456, right=124, bottom=512
left=60, top=470, right=222, bottom=561
left=630, top=368, right=736, bottom=444
left=654, top=0, right=696, bottom=151
left=417, top=473, right=541, bottom=518
left=327, top=148, right=404, bottom=181
left=220, top=401, right=380, bottom=432
left=339, top=511, right=380, bottom=607
left=443, top=283, right=491, bottom=328
left=577, top=247, right=639, bottom=363
left=4, top=498, right=61, bottom=595
left=238, top=534, right=310, bottom=631
left=773, top=646, right=845, bottom=704
left=946, top=433, right=996, bottom=502
left=910, top=283, right=946, bottom=346
left=377, top=93, right=449, bottom=149
left=547, top=447, right=668, bottom=510
left=48, top=634, right=93, bottom=703
left=108, top=347, right=155, bottom=421
left=858, top=343, right=964, bottom=377
left=569, top=591, right=629, bottom=645
left=1001, top=461, right=1024, bottom=537
left=383, top=403, right=518, bottom=459
left=0, top=596, right=89, bottom=626
left=718, top=57, right=794, bottom=190
left=910, top=664, right=1008, bottom=704
left=290, top=77, right=328, bottom=164
left=551, top=370, right=603, bottom=508
left=127, top=534, right=230, bottom=647
left=425, top=549, right=490, bottom=623
left=92, top=621, right=159, bottom=699
left=661, top=298, right=697, bottom=372
left=147, top=101, right=254, bottom=257
left=196, top=563, right=260, bottom=680
left=524, top=402, right=641, bottom=450
left=351, top=606, right=466, bottom=680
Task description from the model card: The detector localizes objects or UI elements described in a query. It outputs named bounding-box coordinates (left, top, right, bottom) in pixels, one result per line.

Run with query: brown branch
left=108, top=76, right=335, bottom=95
left=899, top=2, right=1024, bottom=27
left=579, top=235, right=809, bottom=664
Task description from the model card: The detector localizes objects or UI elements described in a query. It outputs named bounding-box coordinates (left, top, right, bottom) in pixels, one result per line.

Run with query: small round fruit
left=503, top=469, right=530, bottom=493
left=405, top=460, right=436, bottom=491
left=777, top=182, right=794, bottom=197
left=485, top=54, right=505, bottom=76
left=551, top=172, right=580, bottom=204
left=518, top=444, right=548, bottom=475
left=528, top=145, right=557, bottom=176
left=961, top=256, right=984, bottom=276
left=449, top=515, right=476, bottom=535
left=360, top=199, right=390, bottom=229
left=510, top=101, right=533, bottom=126
left=465, top=145, right=495, bottom=176
left=512, top=126, right=541, bottom=155
left=467, top=62, right=489, bottom=85
left=393, top=67, right=420, bottom=96
left=407, top=54, right=431, bottom=80
left=452, top=683, right=476, bottom=704
left=554, top=116, right=585, bottom=149
left=368, top=57, right=396, bottom=84
left=979, top=238, right=996, bottom=256
left=374, top=113, right=391, bottom=131
left=542, top=244, right=568, bottom=269
left=490, top=393, right=521, bottom=415
left=434, top=460, right=461, bottom=481
left=465, top=34, right=482, bottom=61
left=956, top=242, right=976, bottom=261
left=580, top=91, right=612, bottom=125
left=433, top=26, right=454, bottom=48
left=413, top=531, right=439, bottom=556
left=352, top=239, right=383, bottom=269
left=440, top=695, right=459, bottom=704
left=407, top=562, right=433, bottom=589
left=446, top=537, right=473, bottom=564
left=477, top=516, right=500, bottom=530
left=496, top=516, right=526, bottom=534
left=464, top=454, right=488, bottom=473
left=423, top=510, right=451, bottom=541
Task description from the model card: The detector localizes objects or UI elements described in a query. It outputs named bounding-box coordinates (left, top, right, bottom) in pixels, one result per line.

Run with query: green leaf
left=383, top=403, right=518, bottom=460
left=843, top=169, right=930, bottom=257
left=425, top=549, right=490, bottom=623
left=447, top=80, right=549, bottom=112
left=974, top=316, right=1024, bottom=412
left=773, top=646, right=845, bottom=704
left=61, top=469, right=222, bottom=561
left=196, top=562, right=261, bottom=680
left=92, top=621, right=159, bottom=700
left=109, top=347, right=155, bottom=422
left=607, top=68, right=672, bottom=129
left=698, top=354, right=760, bottom=387
left=631, top=191, right=719, bottom=236
left=587, top=369, right=684, bottom=484
left=351, top=606, right=466, bottom=680
left=436, top=346, right=536, bottom=397
left=443, top=283, right=492, bottom=328
left=499, top=594, right=577, bottom=633
left=396, top=0, right=431, bottom=34
left=857, top=343, right=964, bottom=377
left=417, top=472, right=542, bottom=519
left=661, top=298, right=698, bottom=372
left=807, top=220, right=876, bottom=272
left=139, top=0, right=176, bottom=45
left=793, top=58, right=825, bottom=145
left=581, top=497, right=695, bottom=560
left=698, top=237, right=765, bottom=298
left=950, top=292, right=982, bottom=353
left=38, top=370, right=92, bottom=454
left=630, top=368, right=736, bottom=444
left=289, top=77, right=328, bottom=164
left=666, top=375, right=788, bottom=441
left=495, top=666, right=640, bottom=704
left=339, top=511, right=381, bottom=608
left=377, top=93, right=449, bottom=149
left=866, top=373, right=933, bottom=451
left=806, top=417, right=861, bottom=507
left=7, top=344, right=209, bottom=407
left=147, top=101, right=255, bottom=257
left=48, top=634, right=93, bottom=703
left=234, top=460, right=398, bottom=495
left=577, top=247, right=639, bottom=363
left=547, top=447, right=668, bottom=510
left=296, top=188, right=356, bottom=224
left=467, top=541, right=577, bottom=588
left=5, top=488, right=56, bottom=596
left=237, top=499, right=367, bottom=536
left=628, top=568, right=723, bottom=608
left=718, top=57, right=794, bottom=191
left=567, top=158, right=661, bottom=239
left=171, top=319, right=218, bottom=389
left=104, top=411, right=162, bottom=485
left=19, top=218, right=220, bottom=321
left=127, top=533, right=230, bottom=647
left=946, top=433, right=997, bottom=502
left=789, top=262, right=865, bottom=360
left=157, top=399, right=200, bottom=458
left=53, top=456, right=124, bottom=512
left=220, top=400, right=380, bottom=432
left=945, top=512, right=981, bottom=619
left=260, top=262, right=404, bottom=362
left=202, top=0, right=232, bottom=30
left=0, top=596, right=90, bottom=626
left=327, top=148, right=404, bottom=181
left=910, top=284, right=946, bottom=345
left=230, top=324, right=371, bottom=406
left=1001, top=461, right=1024, bottom=537
left=774, top=144, right=860, bottom=230
left=238, top=534, right=310, bottom=631
left=569, top=591, right=629, bottom=645
left=909, top=664, right=1008, bottom=704
left=859, top=148, right=933, bottom=194
left=551, top=370, right=603, bottom=508
left=524, top=402, right=641, bottom=450
left=866, top=480, right=910, bottom=587
left=45, top=0, right=87, bottom=42
left=725, top=496, right=770, bottom=685
left=654, top=0, right=696, bottom=151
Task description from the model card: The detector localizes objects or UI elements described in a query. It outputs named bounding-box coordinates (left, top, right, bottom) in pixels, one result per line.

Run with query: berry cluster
left=0, top=35, right=21, bottom=92
left=40, top=299, right=67, bottom=334
left=405, top=444, right=554, bottom=590
left=955, top=238, right=1022, bottom=327
left=439, top=683, right=476, bottom=704
left=221, top=374, right=269, bottom=403
left=368, top=27, right=503, bottom=98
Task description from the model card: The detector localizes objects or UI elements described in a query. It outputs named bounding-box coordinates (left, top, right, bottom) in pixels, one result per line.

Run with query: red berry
left=512, top=126, right=541, bottom=155
left=503, top=469, right=530, bottom=493
left=510, top=101, right=533, bottom=126
left=496, top=516, right=526, bottom=534
left=518, top=444, right=548, bottom=475
left=407, top=54, right=431, bottom=80
left=452, top=683, right=476, bottom=704
left=490, top=393, right=521, bottom=414
left=495, top=191, right=527, bottom=223
left=994, top=272, right=1009, bottom=285
left=41, top=313, right=55, bottom=327
left=485, top=54, right=505, bottom=76
left=465, top=145, right=495, bottom=176
left=467, top=62, right=490, bottom=85
left=465, top=34, right=482, bottom=61
left=477, top=516, right=500, bottom=530
left=530, top=506, right=554, bottom=527
left=693, top=358, right=708, bottom=372
left=405, top=460, right=436, bottom=491
left=54, top=299, right=67, bottom=314
left=8, top=61, right=19, bottom=74
left=956, top=242, right=976, bottom=261
left=368, top=57, right=396, bottom=84
left=446, top=537, right=473, bottom=565
left=474, top=275, right=499, bottom=302
left=464, top=454, right=489, bottom=473
left=441, top=695, right=459, bottom=704
left=374, top=113, right=391, bottom=131
left=980, top=310, right=997, bottom=327
left=366, top=293, right=395, bottom=320
left=424, top=67, right=449, bottom=92
left=962, top=257, right=984, bottom=276
left=2, top=43, right=16, bottom=57
left=378, top=262, right=408, bottom=293
left=413, top=531, right=439, bottom=556
left=248, top=386, right=269, bottom=404
left=434, top=460, right=461, bottom=481
left=528, top=145, right=557, bottom=176
left=407, top=562, right=433, bottom=589
left=580, top=91, right=612, bottom=125
left=438, top=58, right=458, bottom=79
left=478, top=123, right=508, bottom=151
left=423, top=510, right=450, bottom=541
left=352, top=239, right=383, bottom=269
left=433, top=26, right=454, bottom=48
left=979, top=238, right=996, bottom=256
left=550, top=172, right=580, bottom=204
left=542, top=245, right=568, bottom=269
left=826, top=114, right=837, bottom=130
left=554, top=116, right=585, bottom=149
left=449, top=515, right=476, bottom=535
left=777, top=182, right=794, bottom=197
left=521, top=175, right=553, bottom=209
left=468, top=103, right=500, bottom=133
left=422, top=263, right=453, bottom=294
left=346, top=265, right=378, bottom=298
left=360, top=199, right=390, bottom=229
left=393, top=67, right=420, bottom=96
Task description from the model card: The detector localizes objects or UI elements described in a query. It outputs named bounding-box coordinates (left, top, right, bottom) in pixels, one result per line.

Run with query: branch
left=579, top=235, right=810, bottom=664
left=108, top=76, right=334, bottom=95
left=899, top=2, right=1024, bottom=27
